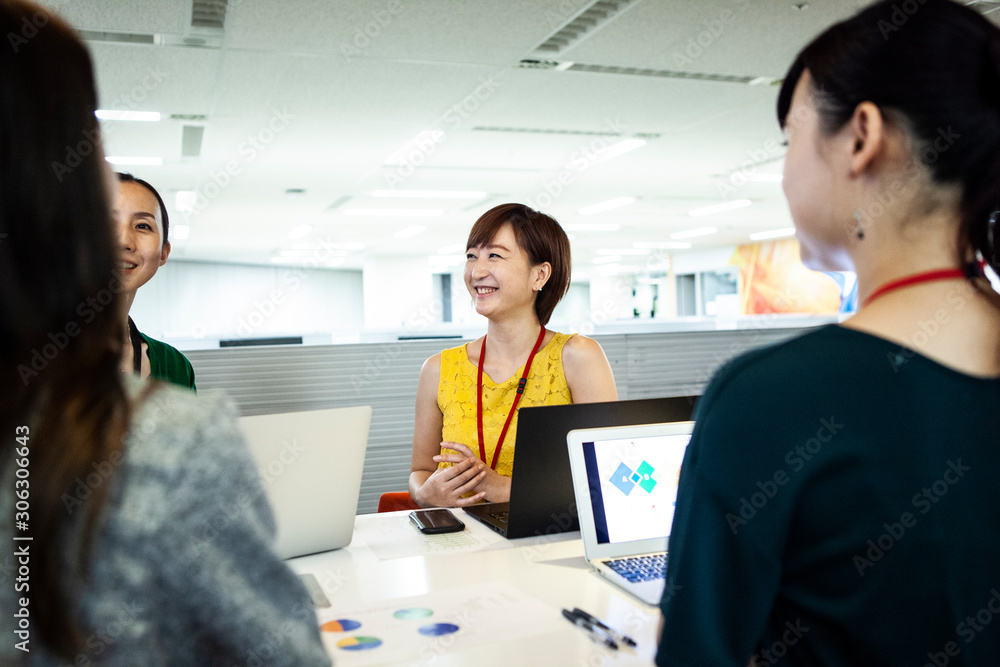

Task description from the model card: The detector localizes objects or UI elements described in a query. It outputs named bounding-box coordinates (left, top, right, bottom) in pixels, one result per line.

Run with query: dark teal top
left=657, top=325, right=1000, bottom=666
left=139, top=331, right=196, bottom=391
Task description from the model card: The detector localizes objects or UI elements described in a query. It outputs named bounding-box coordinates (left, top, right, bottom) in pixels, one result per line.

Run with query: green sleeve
left=140, top=333, right=197, bottom=392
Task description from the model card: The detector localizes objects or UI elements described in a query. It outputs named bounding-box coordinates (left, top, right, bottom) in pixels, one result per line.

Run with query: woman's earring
left=854, top=210, right=864, bottom=240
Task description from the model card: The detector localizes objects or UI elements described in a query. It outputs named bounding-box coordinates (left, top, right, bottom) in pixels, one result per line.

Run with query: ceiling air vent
left=181, top=125, right=205, bottom=158
left=473, top=126, right=624, bottom=137
left=78, top=30, right=155, bottom=45
left=518, top=59, right=561, bottom=70
left=191, top=0, right=228, bottom=29
left=535, top=0, right=634, bottom=54
left=565, top=62, right=755, bottom=85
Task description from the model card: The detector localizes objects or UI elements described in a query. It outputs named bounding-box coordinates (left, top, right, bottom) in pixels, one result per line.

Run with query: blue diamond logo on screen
left=631, top=472, right=641, bottom=483
left=637, top=460, right=657, bottom=493
left=610, top=462, right=636, bottom=495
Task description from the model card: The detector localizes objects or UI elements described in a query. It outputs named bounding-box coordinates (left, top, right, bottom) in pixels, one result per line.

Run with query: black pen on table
left=561, top=608, right=618, bottom=650
left=571, top=607, right=638, bottom=648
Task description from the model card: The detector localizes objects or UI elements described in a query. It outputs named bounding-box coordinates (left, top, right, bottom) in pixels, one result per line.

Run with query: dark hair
left=117, top=172, right=169, bottom=246
left=777, top=0, right=1000, bottom=272
left=466, top=203, right=571, bottom=326
left=0, top=0, right=130, bottom=657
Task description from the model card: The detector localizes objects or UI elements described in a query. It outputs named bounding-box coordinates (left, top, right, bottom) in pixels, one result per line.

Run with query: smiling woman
left=409, top=203, right=618, bottom=508
left=115, top=173, right=196, bottom=389
left=0, top=1, right=327, bottom=664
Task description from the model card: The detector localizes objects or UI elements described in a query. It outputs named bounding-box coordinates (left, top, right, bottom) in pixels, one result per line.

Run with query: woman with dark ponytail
left=0, top=1, right=328, bottom=664
left=658, top=1, right=1000, bottom=664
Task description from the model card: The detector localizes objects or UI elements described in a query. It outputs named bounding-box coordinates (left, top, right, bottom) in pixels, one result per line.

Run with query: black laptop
left=462, top=396, right=698, bottom=539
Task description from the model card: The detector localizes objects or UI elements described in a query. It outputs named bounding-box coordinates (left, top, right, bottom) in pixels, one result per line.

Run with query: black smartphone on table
left=409, top=509, right=465, bottom=534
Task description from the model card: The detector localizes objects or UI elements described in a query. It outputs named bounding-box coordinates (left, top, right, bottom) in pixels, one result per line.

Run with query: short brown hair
left=466, top=203, right=571, bottom=326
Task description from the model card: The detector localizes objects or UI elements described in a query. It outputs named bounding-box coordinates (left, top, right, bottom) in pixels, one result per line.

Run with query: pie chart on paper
left=418, top=622, right=460, bottom=637
left=321, top=619, right=362, bottom=633
left=336, top=636, right=383, bottom=651
left=393, top=607, right=434, bottom=620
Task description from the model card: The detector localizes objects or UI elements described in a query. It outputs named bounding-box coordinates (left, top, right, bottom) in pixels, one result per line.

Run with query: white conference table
left=288, top=510, right=662, bottom=666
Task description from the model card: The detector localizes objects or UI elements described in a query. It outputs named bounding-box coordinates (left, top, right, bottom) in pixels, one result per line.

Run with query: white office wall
left=362, top=256, right=438, bottom=331
left=129, top=260, right=364, bottom=347
left=672, top=247, right=738, bottom=275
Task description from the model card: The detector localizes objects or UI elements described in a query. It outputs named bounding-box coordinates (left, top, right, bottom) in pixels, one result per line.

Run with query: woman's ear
left=533, top=262, right=551, bottom=291
left=847, top=101, right=885, bottom=177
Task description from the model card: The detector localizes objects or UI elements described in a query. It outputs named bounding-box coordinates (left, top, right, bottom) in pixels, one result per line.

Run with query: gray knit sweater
left=0, top=381, right=331, bottom=666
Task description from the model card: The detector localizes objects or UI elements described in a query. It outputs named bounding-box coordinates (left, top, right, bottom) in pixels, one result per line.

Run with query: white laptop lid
left=567, top=421, right=694, bottom=562
left=238, top=405, right=372, bottom=559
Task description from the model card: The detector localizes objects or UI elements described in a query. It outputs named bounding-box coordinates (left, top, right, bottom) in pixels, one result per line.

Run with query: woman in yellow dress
left=409, top=203, right=618, bottom=508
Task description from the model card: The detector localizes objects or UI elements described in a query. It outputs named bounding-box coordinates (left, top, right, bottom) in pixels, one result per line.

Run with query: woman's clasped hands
left=420, top=442, right=511, bottom=507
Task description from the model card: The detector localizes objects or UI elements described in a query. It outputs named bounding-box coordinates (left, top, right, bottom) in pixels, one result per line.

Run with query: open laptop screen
left=582, top=432, right=691, bottom=545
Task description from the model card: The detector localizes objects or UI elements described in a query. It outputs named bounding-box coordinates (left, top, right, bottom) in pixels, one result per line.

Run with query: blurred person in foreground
left=657, top=1, right=1000, bottom=664
left=0, top=1, right=329, bottom=664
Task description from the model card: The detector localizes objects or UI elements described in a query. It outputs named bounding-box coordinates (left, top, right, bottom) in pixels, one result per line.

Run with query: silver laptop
left=238, top=405, right=372, bottom=559
left=566, top=421, right=694, bottom=605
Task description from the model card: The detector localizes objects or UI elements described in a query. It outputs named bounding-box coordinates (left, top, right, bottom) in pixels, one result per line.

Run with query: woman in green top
left=658, top=1, right=1000, bottom=664
left=115, top=173, right=196, bottom=390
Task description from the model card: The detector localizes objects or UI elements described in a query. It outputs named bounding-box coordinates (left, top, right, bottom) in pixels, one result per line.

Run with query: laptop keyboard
left=605, top=554, right=667, bottom=583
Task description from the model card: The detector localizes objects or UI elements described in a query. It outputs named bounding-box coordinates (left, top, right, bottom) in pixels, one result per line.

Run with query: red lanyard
left=476, top=326, right=546, bottom=470
left=862, top=262, right=985, bottom=308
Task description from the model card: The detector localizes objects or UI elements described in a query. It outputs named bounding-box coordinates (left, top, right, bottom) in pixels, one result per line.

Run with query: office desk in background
left=288, top=511, right=662, bottom=666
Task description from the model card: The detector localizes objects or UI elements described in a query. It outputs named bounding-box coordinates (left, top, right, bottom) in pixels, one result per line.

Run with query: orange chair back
left=377, top=491, right=420, bottom=513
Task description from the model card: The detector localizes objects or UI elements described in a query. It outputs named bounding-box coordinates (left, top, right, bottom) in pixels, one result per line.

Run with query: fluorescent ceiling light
left=175, top=191, right=196, bottom=212
left=554, top=61, right=575, bottom=71
left=105, top=156, right=162, bottom=166
left=671, top=226, right=717, bottom=240
left=633, top=241, right=692, bottom=250
left=96, top=110, right=160, bottom=122
left=597, top=248, right=651, bottom=256
left=343, top=209, right=443, bottom=217
left=593, top=255, right=622, bottom=264
left=394, top=225, right=427, bottom=239
left=743, top=173, right=783, bottom=183
left=172, top=225, right=190, bottom=240
left=689, top=199, right=752, bottom=217
left=749, top=227, right=796, bottom=241
left=271, top=256, right=344, bottom=266
left=371, top=190, right=486, bottom=199
left=281, top=248, right=347, bottom=257
left=287, top=224, right=312, bottom=239
left=299, top=241, right=365, bottom=251
left=562, top=223, right=620, bottom=232
left=569, top=138, right=646, bottom=171
left=579, top=197, right=636, bottom=216
left=598, top=264, right=631, bottom=276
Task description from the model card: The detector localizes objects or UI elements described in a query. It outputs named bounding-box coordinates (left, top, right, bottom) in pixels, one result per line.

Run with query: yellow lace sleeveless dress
left=437, top=332, right=575, bottom=477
